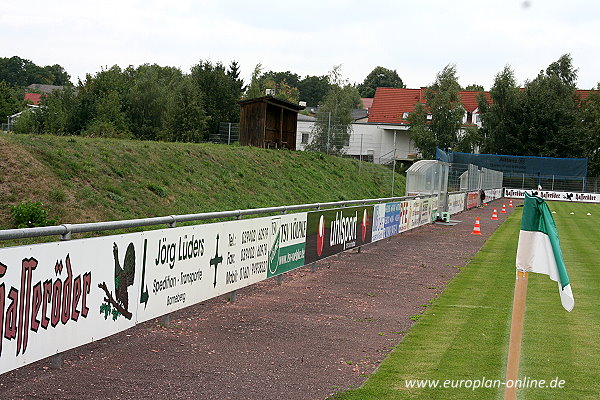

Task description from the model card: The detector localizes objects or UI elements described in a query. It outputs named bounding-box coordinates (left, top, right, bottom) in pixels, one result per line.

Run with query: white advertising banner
left=448, top=193, right=466, bottom=215
left=484, top=188, right=503, bottom=201
left=504, top=188, right=600, bottom=203
left=0, top=234, right=142, bottom=375
left=409, top=199, right=421, bottom=230
left=372, top=204, right=386, bottom=242
left=138, top=218, right=270, bottom=322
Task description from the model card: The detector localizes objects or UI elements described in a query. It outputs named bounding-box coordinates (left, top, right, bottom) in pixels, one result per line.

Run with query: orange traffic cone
left=491, top=208, right=499, bottom=220
left=471, top=217, right=482, bottom=235
left=501, top=204, right=507, bottom=213
left=508, top=199, right=513, bottom=207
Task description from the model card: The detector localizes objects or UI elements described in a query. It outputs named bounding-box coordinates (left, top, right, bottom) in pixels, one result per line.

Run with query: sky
left=1, top=0, right=599, bottom=90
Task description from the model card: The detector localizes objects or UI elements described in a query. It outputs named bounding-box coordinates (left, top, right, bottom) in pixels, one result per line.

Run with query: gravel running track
left=0, top=199, right=517, bottom=400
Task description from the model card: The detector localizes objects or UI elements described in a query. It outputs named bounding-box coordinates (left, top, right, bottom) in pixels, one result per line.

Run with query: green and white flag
left=516, top=193, right=574, bottom=311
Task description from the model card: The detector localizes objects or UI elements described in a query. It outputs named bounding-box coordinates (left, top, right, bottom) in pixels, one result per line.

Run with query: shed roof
left=239, top=95, right=303, bottom=111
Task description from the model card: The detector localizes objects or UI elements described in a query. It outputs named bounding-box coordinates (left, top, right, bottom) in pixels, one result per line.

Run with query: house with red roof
left=24, top=92, right=43, bottom=105
left=368, top=87, right=491, bottom=127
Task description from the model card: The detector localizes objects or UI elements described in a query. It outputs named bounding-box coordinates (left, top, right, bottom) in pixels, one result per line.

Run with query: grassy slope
left=335, top=201, right=600, bottom=399
left=0, top=134, right=404, bottom=233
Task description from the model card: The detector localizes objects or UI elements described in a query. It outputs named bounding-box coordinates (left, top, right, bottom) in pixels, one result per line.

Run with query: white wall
left=296, top=121, right=418, bottom=164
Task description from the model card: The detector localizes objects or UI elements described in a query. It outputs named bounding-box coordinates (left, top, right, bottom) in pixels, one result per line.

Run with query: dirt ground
left=0, top=200, right=517, bottom=400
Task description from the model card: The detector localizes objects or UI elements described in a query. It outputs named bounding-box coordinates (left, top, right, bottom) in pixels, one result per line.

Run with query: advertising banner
left=372, top=202, right=401, bottom=242
left=399, top=201, right=411, bottom=233
left=267, top=213, right=307, bottom=277
left=484, top=188, right=503, bottom=202
left=0, top=234, right=142, bottom=375
left=372, top=204, right=386, bottom=242
left=429, top=197, right=439, bottom=222
left=448, top=193, right=465, bottom=215
left=466, top=192, right=480, bottom=209
left=504, top=189, right=600, bottom=204
left=138, top=218, right=271, bottom=322
left=305, top=205, right=373, bottom=265
left=420, top=198, right=432, bottom=225
left=409, top=199, right=421, bottom=229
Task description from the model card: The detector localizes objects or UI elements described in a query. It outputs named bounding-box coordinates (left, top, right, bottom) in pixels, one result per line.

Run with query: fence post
left=228, top=123, right=231, bottom=145
left=552, top=175, right=555, bottom=191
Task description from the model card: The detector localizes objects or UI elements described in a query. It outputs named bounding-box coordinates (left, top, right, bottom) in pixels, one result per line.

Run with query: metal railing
left=0, top=196, right=430, bottom=243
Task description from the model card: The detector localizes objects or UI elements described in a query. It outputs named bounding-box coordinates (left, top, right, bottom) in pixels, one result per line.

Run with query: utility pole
left=326, top=112, right=331, bottom=155
left=391, top=130, right=397, bottom=197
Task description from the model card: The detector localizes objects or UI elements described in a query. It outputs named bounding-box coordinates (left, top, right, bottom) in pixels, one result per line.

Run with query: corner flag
left=516, top=193, right=574, bottom=311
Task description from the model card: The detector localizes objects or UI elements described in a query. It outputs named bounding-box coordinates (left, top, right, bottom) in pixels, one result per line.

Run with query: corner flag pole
left=504, top=270, right=529, bottom=400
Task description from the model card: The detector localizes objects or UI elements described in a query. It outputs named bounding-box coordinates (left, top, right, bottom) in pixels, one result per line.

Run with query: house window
left=344, top=136, right=350, bottom=147
left=402, top=112, right=409, bottom=119
left=426, top=114, right=432, bottom=120
left=475, top=114, right=481, bottom=123
left=301, top=132, right=309, bottom=144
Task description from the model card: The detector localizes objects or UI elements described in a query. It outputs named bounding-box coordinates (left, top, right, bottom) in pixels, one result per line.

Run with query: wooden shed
left=238, top=96, right=303, bottom=150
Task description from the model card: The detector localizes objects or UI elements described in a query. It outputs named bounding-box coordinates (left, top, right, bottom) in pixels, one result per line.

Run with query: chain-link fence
left=503, top=174, right=600, bottom=193
left=209, top=122, right=239, bottom=144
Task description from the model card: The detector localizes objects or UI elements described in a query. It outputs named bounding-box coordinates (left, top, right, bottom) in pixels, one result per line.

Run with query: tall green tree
left=306, top=66, right=361, bottom=155
left=0, top=81, right=20, bottom=120
left=478, top=65, right=523, bottom=154
left=407, top=64, right=465, bottom=158
left=162, top=76, right=209, bottom=142
left=519, top=54, right=583, bottom=158
left=358, top=66, right=405, bottom=98
left=580, top=85, right=600, bottom=175
left=191, top=60, right=242, bottom=138
left=126, top=66, right=168, bottom=140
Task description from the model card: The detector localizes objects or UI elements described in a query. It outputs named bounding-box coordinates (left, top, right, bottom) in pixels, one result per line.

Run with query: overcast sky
left=2, top=0, right=599, bottom=90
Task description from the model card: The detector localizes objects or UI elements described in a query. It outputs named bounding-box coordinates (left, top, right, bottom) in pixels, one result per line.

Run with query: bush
left=14, top=109, right=42, bottom=134
left=10, top=201, right=58, bottom=228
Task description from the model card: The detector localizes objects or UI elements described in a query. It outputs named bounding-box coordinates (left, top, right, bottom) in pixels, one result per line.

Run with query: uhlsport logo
left=317, top=215, right=325, bottom=256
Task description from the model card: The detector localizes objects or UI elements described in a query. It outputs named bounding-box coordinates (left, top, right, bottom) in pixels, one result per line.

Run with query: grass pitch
left=334, top=201, right=600, bottom=399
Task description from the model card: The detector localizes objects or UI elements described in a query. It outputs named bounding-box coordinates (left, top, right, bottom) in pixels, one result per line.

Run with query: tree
left=126, top=66, right=168, bottom=140
left=407, top=102, right=436, bottom=159
left=519, top=54, right=583, bottom=158
left=43, top=64, right=72, bottom=86
left=298, top=75, right=329, bottom=106
left=406, top=64, right=464, bottom=158
left=358, top=66, right=405, bottom=98
left=580, top=84, right=600, bottom=175
left=0, top=56, right=68, bottom=87
left=305, top=66, right=361, bottom=155
left=227, top=60, right=245, bottom=97
left=162, top=76, right=209, bottom=142
left=244, top=63, right=264, bottom=99
left=191, top=60, right=242, bottom=138
left=464, top=84, right=484, bottom=91
left=478, top=65, right=523, bottom=154
left=262, top=70, right=300, bottom=89
left=39, top=87, right=77, bottom=135
left=0, top=81, right=20, bottom=120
